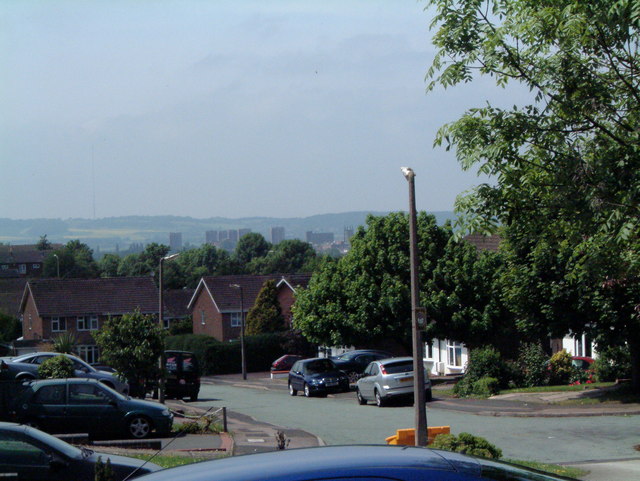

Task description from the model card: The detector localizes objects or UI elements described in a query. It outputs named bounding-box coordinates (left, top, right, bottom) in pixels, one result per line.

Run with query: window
left=77, top=345, right=99, bottom=365
left=33, top=385, right=65, bottom=404
left=69, top=383, right=110, bottom=404
left=425, top=340, right=434, bottom=359
left=0, top=265, right=7, bottom=270
left=200, top=310, right=205, bottom=325
left=18, top=264, right=26, bottom=274
left=164, top=318, right=170, bottom=329
left=89, top=316, right=99, bottom=330
left=77, top=316, right=88, bottom=331
left=230, top=312, right=242, bottom=328
left=51, top=317, right=66, bottom=332
left=447, top=342, right=463, bottom=367
left=32, top=263, right=41, bottom=269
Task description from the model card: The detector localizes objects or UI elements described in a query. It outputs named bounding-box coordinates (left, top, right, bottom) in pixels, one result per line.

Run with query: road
left=195, top=378, right=640, bottom=466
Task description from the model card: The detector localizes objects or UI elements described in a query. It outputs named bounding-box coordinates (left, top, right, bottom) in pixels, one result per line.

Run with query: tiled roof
left=193, top=274, right=311, bottom=312
left=0, top=250, right=50, bottom=264
left=0, top=278, right=28, bottom=317
left=163, top=289, right=195, bottom=318
left=23, top=277, right=159, bottom=317
left=0, top=244, right=62, bottom=253
left=463, top=234, right=501, bottom=252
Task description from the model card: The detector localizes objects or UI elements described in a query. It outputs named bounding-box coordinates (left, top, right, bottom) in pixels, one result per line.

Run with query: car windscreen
left=304, top=360, right=336, bottom=373
left=382, top=361, right=413, bottom=374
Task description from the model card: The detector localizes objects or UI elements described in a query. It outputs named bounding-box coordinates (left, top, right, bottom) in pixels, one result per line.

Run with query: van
left=164, top=350, right=200, bottom=402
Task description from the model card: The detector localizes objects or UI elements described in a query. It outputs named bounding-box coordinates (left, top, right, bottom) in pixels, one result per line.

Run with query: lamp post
left=158, top=253, right=180, bottom=403
left=401, top=167, right=428, bottom=446
left=53, top=254, right=60, bottom=278
left=229, top=284, right=247, bottom=380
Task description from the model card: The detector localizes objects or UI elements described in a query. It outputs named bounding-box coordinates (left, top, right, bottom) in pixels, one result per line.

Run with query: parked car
left=11, top=378, right=173, bottom=439
left=288, top=358, right=350, bottom=397
left=131, top=444, right=579, bottom=481
left=271, top=354, right=304, bottom=372
left=0, top=352, right=129, bottom=394
left=355, top=357, right=432, bottom=407
left=0, top=422, right=161, bottom=480
left=571, top=356, right=594, bottom=371
left=330, top=349, right=394, bottom=382
left=164, top=350, right=200, bottom=401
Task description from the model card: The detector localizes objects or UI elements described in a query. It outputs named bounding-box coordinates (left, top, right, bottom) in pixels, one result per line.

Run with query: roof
left=463, top=234, right=501, bottom=252
left=163, top=289, right=195, bottom=319
left=0, top=249, right=50, bottom=264
left=21, top=277, right=159, bottom=317
left=0, top=278, right=27, bottom=316
left=189, top=274, right=311, bottom=312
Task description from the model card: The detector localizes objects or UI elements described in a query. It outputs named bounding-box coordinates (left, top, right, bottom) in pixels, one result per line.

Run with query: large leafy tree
left=426, top=0, right=640, bottom=389
left=234, top=233, right=271, bottom=266
left=245, top=280, right=285, bottom=335
left=248, top=239, right=316, bottom=274
left=43, top=240, right=99, bottom=278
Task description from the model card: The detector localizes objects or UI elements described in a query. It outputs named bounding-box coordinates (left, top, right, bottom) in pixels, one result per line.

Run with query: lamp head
left=400, top=167, right=415, bottom=180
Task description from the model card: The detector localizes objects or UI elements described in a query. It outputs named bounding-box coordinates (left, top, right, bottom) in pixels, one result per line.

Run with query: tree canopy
left=245, top=280, right=285, bottom=335
left=426, top=0, right=640, bottom=389
left=43, top=240, right=99, bottom=278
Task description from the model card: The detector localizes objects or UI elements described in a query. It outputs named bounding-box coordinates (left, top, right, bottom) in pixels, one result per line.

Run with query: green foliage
left=95, top=456, right=114, bottom=481
left=473, top=377, right=500, bottom=397
left=453, top=347, right=510, bottom=397
left=245, top=280, right=285, bottom=335
left=234, top=233, right=271, bottom=266
left=168, top=318, right=193, bottom=336
left=0, top=313, right=21, bottom=343
left=431, top=432, right=502, bottom=459
left=52, top=332, right=77, bottom=354
left=517, top=343, right=549, bottom=388
left=116, top=243, right=169, bottom=279
left=38, top=355, right=74, bottom=379
left=93, top=310, right=165, bottom=387
left=594, top=345, right=632, bottom=382
left=44, top=240, right=99, bottom=278
left=549, top=350, right=573, bottom=385
left=98, top=254, right=121, bottom=278
left=36, top=235, right=51, bottom=251
left=248, top=239, right=317, bottom=274
left=175, top=417, right=223, bottom=435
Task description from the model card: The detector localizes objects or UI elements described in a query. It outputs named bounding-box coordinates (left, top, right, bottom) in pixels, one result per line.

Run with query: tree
left=99, top=254, right=121, bottom=278
left=249, top=239, right=316, bottom=274
left=36, top=235, right=51, bottom=251
left=234, top=233, right=271, bottom=266
left=38, top=355, right=74, bottom=379
left=93, top=310, right=165, bottom=397
left=0, top=313, right=21, bottom=343
left=43, top=240, right=99, bottom=278
left=426, top=0, right=640, bottom=391
left=245, top=280, right=285, bottom=335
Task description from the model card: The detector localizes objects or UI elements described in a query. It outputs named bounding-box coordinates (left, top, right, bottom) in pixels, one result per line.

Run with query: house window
left=200, top=310, right=205, bottom=325
left=163, top=318, right=170, bottom=329
left=18, top=264, right=26, bottom=274
left=51, top=317, right=66, bottom=332
left=77, top=316, right=88, bottom=331
left=230, top=312, right=242, bottom=328
left=77, top=345, right=99, bottom=365
left=1, top=265, right=7, bottom=270
left=425, top=340, right=434, bottom=359
left=32, top=264, right=41, bottom=269
left=89, top=316, right=99, bottom=330
left=447, top=342, right=463, bottom=367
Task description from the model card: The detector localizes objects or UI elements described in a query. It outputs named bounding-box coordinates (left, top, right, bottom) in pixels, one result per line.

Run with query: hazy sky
left=1, top=1, right=510, bottom=220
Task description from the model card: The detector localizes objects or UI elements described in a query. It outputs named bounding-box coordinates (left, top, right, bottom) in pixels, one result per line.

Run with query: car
left=356, top=356, right=432, bottom=407
left=0, top=352, right=129, bottom=394
left=0, top=421, right=161, bottom=480
left=164, top=350, right=201, bottom=402
left=330, top=349, right=394, bottom=382
left=130, top=444, right=579, bottom=481
left=571, top=356, right=594, bottom=371
left=11, top=378, right=173, bottom=439
left=271, top=354, right=304, bottom=372
left=288, top=358, right=350, bottom=397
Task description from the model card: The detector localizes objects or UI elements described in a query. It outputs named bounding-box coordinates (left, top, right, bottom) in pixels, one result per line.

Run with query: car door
left=289, top=361, right=304, bottom=391
left=0, top=429, right=53, bottom=481
left=66, top=382, right=122, bottom=437
left=26, top=383, right=68, bottom=433
left=358, top=363, right=377, bottom=399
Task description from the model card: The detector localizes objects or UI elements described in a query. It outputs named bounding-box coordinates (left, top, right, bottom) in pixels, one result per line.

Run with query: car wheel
left=347, top=371, right=359, bottom=384
left=425, top=389, right=433, bottom=402
left=16, top=374, right=35, bottom=381
left=375, top=389, right=385, bottom=407
left=356, top=388, right=367, bottom=405
left=288, top=383, right=297, bottom=396
left=127, top=416, right=152, bottom=439
left=303, top=383, right=312, bottom=397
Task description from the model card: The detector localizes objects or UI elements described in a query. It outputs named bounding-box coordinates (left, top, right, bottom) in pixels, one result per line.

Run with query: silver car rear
left=355, top=357, right=432, bottom=407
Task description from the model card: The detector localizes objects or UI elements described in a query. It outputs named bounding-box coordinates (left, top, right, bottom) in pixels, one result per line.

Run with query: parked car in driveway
left=356, top=357, right=432, bottom=406
left=0, top=421, right=160, bottom=480
left=330, top=349, right=394, bottom=382
left=0, top=352, right=129, bottom=394
left=571, top=356, right=594, bottom=370
left=288, top=358, right=350, bottom=397
left=131, top=444, right=579, bottom=481
left=11, top=378, right=173, bottom=439
left=271, top=354, right=304, bottom=372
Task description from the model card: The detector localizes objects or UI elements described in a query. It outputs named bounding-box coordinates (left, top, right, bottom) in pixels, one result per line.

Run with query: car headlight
left=309, top=379, right=321, bottom=386
left=161, top=409, right=171, bottom=417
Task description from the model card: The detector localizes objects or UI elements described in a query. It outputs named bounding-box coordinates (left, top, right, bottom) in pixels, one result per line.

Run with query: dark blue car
left=133, top=445, right=578, bottom=481
left=288, top=358, right=350, bottom=397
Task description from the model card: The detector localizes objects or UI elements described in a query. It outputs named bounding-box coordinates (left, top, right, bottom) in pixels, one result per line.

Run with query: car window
left=0, top=433, right=49, bottom=467
left=31, top=356, right=49, bottom=365
left=370, top=364, right=379, bottom=376
left=383, top=361, right=414, bottom=374
left=291, top=361, right=300, bottom=372
left=33, top=384, right=65, bottom=404
left=69, top=383, right=111, bottom=404
left=304, top=360, right=336, bottom=373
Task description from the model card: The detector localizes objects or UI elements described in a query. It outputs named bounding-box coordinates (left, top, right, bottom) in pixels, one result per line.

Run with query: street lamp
left=158, top=253, right=180, bottom=403
left=401, top=166, right=428, bottom=446
left=53, top=254, right=60, bottom=278
left=229, top=284, right=247, bottom=380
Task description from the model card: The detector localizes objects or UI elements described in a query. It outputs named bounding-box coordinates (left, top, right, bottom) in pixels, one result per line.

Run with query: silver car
left=0, top=352, right=129, bottom=395
left=355, top=357, right=432, bottom=407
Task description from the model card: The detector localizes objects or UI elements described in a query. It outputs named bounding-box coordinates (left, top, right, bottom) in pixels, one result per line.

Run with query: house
left=19, top=277, right=159, bottom=364
left=0, top=245, right=61, bottom=278
left=188, top=274, right=311, bottom=342
left=162, top=288, right=195, bottom=329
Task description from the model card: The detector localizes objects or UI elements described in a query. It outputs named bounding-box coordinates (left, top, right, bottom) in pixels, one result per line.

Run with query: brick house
left=0, top=245, right=61, bottom=278
left=20, top=277, right=158, bottom=364
left=188, top=274, right=311, bottom=342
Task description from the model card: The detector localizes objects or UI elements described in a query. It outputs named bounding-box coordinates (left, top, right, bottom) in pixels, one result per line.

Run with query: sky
left=1, top=0, right=510, bottom=220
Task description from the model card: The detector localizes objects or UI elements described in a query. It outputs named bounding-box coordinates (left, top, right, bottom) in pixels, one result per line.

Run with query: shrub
left=473, top=377, right=500, bottom=397
left=517, top=343, right=549, bottom=387
left=431, top=432, right=502, bottom=459
left=548, top=350, right=573, bottom=385
left=593, top=345, right=631, bottom=382
left=38, top=355, right=74, bottom=379
left=52, top=332, right=78, bottom=354
left=453, top=347, right=509, bottom=397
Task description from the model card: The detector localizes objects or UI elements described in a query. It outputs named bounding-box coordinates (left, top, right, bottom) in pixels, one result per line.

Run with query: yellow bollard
left=385, top=426, right=450, bottom=446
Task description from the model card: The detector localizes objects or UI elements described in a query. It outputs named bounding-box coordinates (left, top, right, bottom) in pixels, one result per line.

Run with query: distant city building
left=344, top=226, right=354, bottom=243
left=271, top=226, right=285, bottom=244
left=219, top=230, right=229, bottom=241
left=228, top=230, right=238, bottom=242
left=238, top=228, right=251, bottom=239
left=169, top=232, right=183, bottom=251
left=305, top=231, right=334, bottom=245
left=205, top=230, right=219, bottom=244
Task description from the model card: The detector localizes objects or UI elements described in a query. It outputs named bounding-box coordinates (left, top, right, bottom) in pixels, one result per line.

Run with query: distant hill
left=0, top=211, right=456, bottom=253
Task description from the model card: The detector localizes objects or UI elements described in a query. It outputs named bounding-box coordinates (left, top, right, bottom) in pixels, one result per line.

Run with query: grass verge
left=506, top=459, right=587, bottom=479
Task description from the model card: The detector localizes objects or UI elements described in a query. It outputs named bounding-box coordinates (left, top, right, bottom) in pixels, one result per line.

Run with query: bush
left=431, top=432, right=502, bottom=459
left=548, top=350, right=573, bottom=385
left=517, top=343, right=549, bottom=387
left=38, top=355, right=74, bottom=379
left=473, top=377, right=500, bottom=397
left=593, top=345, right=631, bottom=382
left=453, top=347, right=509, bottom=397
